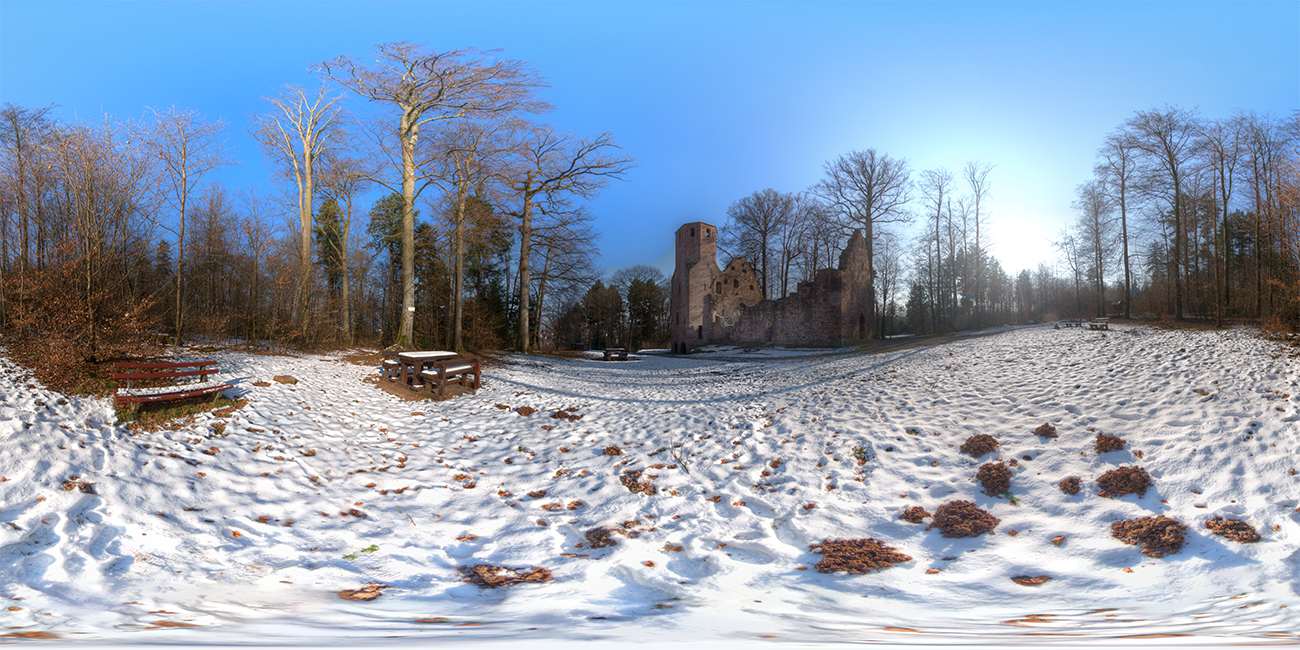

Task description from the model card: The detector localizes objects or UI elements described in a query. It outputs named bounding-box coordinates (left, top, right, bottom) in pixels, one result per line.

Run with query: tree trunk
left=516, top=178, right=535, bottom=353
left=453, top=186, right=466, bottom=353
left=397, top=113, right=417, bottom=349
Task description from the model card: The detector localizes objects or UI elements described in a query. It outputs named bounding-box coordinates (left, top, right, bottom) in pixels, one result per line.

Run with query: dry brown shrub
left=899, top=506, right=932, bottom=524
left=977, top=462, right=1012, bottom=496
left=960, top=434, right=999, bottom=458
left=1111, top=516, right=1187, bottom=557
left=1058, top=476, right=1081, bottom=495
left=461, top=565, right=553, bottom=588
left=931, top=500, right=1000, bottom=538
left=1096, top=466, right=1152, bottom=497
left=1205, top=517, right=1261, bottom=543
left=809, top=538, right=912, bottom=574
left=1094, top=433, right=1127, bottom=453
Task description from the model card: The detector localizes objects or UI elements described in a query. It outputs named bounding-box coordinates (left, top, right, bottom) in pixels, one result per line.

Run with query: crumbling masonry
left=669, top=221, right=872, bottom=353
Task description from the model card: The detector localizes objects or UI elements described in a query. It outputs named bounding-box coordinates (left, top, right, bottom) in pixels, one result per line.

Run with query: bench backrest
left=112, top=360, right=219, bottom=380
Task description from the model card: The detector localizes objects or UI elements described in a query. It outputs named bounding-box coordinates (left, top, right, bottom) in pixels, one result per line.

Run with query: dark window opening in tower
left=691, top=227, right=695, bottom=237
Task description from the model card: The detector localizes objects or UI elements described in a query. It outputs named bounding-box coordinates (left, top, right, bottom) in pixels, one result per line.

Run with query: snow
left=1, top=324, right=1299, bottom=646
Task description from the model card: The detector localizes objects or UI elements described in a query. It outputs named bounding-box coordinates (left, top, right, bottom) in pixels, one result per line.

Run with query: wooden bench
left=112, top=360, right=231, bottom=412
left=1060, top=319, right=1082, bottom=328
left=1088, top=318, right=1110, bottom=330
left=418, top=356, right=481, bottom=399
left=603, top=347, right=629, bottom=361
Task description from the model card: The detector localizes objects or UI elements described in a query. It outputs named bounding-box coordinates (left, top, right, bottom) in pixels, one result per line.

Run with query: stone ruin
left=669, top=221, right=873, bottom=353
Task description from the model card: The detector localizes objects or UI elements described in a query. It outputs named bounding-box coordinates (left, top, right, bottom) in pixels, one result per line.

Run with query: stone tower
left=669, top=222, right=719, bottom=354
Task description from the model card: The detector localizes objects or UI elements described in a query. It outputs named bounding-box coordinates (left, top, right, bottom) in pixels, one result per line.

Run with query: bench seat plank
left=115, top=382, right=232, bottom=404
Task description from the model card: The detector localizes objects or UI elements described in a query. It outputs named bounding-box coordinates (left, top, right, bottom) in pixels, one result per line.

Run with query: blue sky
left=2, top=1, right=1296, bottom=277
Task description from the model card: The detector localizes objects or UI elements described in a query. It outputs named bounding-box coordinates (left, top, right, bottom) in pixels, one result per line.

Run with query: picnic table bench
left=603, top=347, right=629, bottom=361
left=112, top=360, right=230, bottom=412
left=418, top=356, right=481, bottom=398
left=1088, top=318, right=1110, bottom=330
left=1060, top=319, right=1082, bottom=328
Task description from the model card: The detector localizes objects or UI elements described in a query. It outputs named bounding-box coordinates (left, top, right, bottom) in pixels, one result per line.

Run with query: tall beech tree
left=318, top=42, right=547, bottom=349
left=1126, top=105, right=1199, bottom=320
left=816, top=149, right=913, bottom=339
left=505, top=125, right=631, bottom=352
left=146, top=106, right=232, bottom=345
left=249, top=84, right=343, bottom=335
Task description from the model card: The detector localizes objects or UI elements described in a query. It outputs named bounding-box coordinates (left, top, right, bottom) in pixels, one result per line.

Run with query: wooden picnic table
left=603, top=347, right=629, bottom=361
left=392, top=351, right=459, bottom=386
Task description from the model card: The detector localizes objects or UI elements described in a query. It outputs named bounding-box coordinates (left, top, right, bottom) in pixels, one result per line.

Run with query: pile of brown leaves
left=930, top=500, right=1000, bottom=538
left=899, top=506, right=932, bottom=524
left=959, top=434, right=999, bottom=458
left=1111, top=515, right=1187, bottom=557
left=1205, top=516, right=1261, bottom=543
left=1094, top=434, right=1127, bottom=453
left=809, top=538, right=912, bottom=574
left=461, top=565, right=553, bottom=588
left=1096, top=466, right=1152, bottom=497
left=976, top=462, right=1012, bottom=496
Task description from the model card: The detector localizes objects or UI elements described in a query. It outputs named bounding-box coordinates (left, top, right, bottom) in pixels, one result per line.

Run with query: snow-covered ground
left=2, top=324, right=1299, bottom=646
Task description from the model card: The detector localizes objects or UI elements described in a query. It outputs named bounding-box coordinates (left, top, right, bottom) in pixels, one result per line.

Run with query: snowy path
left=1, top=324, right=1298, bottom=645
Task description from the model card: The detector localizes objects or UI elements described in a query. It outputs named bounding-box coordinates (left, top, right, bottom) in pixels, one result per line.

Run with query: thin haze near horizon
left=1, top=1, right=1296, bottom=278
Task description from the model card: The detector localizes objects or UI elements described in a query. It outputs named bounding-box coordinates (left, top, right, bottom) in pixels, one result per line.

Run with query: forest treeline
left=1, top=40, right=1297, bottom=389
left=0, top=43, right=641, bottom=385
left=715, top=106, right=1300, bottom=338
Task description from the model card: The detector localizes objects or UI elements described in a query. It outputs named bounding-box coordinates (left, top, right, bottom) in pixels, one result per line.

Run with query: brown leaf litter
left=461, top=565, right=553, bottom=588
left=930, top=500, right=1000, bottom=538
left=1111, top=515, right=1187, bottom=557
left=1096, top=466, right=1153, bottom=497
left=1094, top=433, right=1127, bottom=454
left=1058, top=476, right=1081, bottom=495
left=809, top=538, right=913, bottom=574
left=620, top=470, right=656, bottom=495
left=899, top=506, right=932, bottom=524
left=1011, top=575, right=1052, bottom=586
left=338, top=583, right=388, bottom=601
left=1033, top=422, right=1058, bottom=438
left=1205, top=516, right=1261, bottom=543
left=959, top=434, right=999, bottom=458
left=976, top=462, right=1012, bottom=496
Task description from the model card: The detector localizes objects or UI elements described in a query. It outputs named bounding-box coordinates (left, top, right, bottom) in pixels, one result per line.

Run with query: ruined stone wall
left=836, top=230, right=873, bottom=342
left=671, top=221, right=872, bottom=351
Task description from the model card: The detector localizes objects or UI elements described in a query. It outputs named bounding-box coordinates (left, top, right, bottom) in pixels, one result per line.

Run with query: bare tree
left=963, top=161, right=994, bottom=324
left=145, top=106, right=233, bottom=345
left=1197, top=116, right=1245, bottom=327
left=1126, top=105, right=1199, bottom=320
left=317, top=152, right=372, bottom=343
left=504, top=125, right=633, bottom=352
left=721, top=188, right=796, bottom=298
left=249, top=84, right=344, bottom=335
left=1096, top=130, right=1138, bottom=318
left=318, top=42, right=548, bottom=349
left=1073, top=179, right=1114, bottom=317
left=917, top=167, right=953, bottom=330
left=815, top=149, right=912, bottom=339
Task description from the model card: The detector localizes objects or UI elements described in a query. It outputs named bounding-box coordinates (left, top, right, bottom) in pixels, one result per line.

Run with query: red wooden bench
left=418, top=356, right=481, bottom=399
left=112, top=360, right=231, bottom=411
